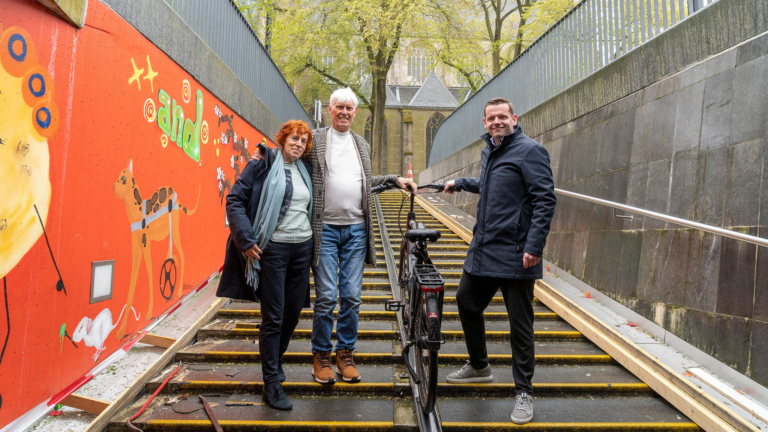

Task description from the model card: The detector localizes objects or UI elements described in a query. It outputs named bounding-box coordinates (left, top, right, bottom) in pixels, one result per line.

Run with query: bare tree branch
left=304, top=61, right=371, bottom=106
left=501, top=4, right=519, bottom=21
left=438, top=53, right=480, bottom=93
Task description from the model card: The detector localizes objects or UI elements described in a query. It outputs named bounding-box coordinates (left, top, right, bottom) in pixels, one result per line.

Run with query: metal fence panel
left=428, top=0, right=719, bottom=166
left=161, top=0, right=311, bottom=125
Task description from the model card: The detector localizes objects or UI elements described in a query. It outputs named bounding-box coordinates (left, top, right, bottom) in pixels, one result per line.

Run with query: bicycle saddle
left=405, top=229, right=441, bottom=242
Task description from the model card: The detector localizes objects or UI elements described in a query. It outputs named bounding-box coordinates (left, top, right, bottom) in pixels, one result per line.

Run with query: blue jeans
left=311, top=223, right=367, bottom=353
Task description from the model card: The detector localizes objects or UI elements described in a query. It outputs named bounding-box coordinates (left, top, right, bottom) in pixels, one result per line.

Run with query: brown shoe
left=312, top=351, right=335, bottom=384
left=336, top=349, right=361, bottom=382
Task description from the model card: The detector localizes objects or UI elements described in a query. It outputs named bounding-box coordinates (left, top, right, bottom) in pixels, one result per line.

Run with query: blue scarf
left=244, top=149, right=312, bottom=294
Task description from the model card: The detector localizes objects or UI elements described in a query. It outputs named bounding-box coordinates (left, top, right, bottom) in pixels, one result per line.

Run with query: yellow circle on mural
left=161, top=134, right=168, bottom=148
left=144, top=98, right=156, bottom=122
left=201, top=120, right=209, bottom=144
left=182, top=79, right=191, bottom=103
left=216, top=148, right=219, bottom=157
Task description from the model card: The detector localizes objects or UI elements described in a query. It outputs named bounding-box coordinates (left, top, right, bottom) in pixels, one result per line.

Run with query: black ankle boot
left=262, top=381, right=292, bottom=410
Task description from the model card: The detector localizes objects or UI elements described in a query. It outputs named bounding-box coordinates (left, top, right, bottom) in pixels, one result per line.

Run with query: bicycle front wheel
left=414, top=292, right=439, bottom=413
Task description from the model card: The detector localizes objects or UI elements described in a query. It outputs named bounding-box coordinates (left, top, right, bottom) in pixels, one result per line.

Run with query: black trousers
left=456, top=271, right=535, bottom=395
left=258, top=238, right=313, bottom=384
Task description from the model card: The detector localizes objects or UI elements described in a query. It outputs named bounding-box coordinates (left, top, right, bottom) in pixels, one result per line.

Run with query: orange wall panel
left=0, top=1, right=274, bottom=426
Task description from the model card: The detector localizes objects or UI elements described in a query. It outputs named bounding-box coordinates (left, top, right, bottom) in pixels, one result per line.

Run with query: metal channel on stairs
left=103, top=190, right=702, bottom=432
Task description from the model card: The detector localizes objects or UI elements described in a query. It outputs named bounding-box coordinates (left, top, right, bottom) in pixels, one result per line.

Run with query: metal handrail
left=556, top=188, right=768, bottom=248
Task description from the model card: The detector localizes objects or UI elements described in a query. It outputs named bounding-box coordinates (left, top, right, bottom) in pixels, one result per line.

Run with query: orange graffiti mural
left=0, top=0, right=274, bottom=426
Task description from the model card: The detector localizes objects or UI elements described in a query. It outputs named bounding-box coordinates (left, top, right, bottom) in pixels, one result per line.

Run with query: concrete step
left=197, top=323, right=584, bottom=342
left=108, top=394, right=397, bottom=431
left=175, top=339, right=614, bottom=365
left=439, top=396, right=697, bottom=429
left=217, top=309, right=560, bottom=322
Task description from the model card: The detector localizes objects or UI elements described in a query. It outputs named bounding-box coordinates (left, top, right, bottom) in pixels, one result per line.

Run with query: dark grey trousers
left=258, top=239, right=313, bottom=384
left=456, top=271, right=535, bottom=395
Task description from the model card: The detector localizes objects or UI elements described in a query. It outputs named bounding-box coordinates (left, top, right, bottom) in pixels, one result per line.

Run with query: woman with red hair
left=217, top=120, right=314, bottom=410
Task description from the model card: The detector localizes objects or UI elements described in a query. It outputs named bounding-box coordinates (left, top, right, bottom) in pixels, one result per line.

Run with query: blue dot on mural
left=29, top=74, right=46, bottom=97
left=36, top=107, right=51, bottom=129
left=8, top=34, right=27, bottom=62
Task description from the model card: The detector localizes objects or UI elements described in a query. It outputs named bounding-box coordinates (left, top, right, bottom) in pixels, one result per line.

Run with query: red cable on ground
left=126, top=361, right=182, bottom=432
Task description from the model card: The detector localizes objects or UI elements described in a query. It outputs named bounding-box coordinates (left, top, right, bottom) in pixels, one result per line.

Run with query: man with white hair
left=255, top=87, right=416, bottom=384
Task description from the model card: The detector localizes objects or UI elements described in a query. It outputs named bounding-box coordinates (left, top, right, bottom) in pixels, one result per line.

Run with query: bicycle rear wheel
left=414, top=291, right=438, bottom=413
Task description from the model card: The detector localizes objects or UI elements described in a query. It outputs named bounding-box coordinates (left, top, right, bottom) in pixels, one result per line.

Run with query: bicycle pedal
left=384, top=300, right=405, bottom=311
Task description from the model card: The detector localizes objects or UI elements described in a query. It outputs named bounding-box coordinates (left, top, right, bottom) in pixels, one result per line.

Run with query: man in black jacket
left=443, top=97, right=556, bottom=425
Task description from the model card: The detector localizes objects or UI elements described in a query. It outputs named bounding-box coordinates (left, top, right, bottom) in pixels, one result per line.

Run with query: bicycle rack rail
left=374, top=194, right=443, bottom=432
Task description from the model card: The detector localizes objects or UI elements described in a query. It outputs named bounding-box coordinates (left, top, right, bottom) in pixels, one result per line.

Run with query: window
left=425, top=112, right=445, bottom=165
left=90, top=260, right=115, bottom=303
left=364, top=116, right=388, bottom=173
left=407, top=48, right=433, bottom=86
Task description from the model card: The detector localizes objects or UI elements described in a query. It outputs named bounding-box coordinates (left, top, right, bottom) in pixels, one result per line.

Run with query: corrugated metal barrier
left=162, top=0, right=311, bottom=125
left=429, top=0, right=718, bottom=165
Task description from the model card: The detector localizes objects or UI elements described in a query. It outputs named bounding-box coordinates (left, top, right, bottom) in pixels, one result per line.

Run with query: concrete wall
left=420, top=28, right=768, bottom=385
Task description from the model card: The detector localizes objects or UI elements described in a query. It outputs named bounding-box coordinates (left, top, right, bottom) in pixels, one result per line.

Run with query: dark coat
left=455, top=125, right=556, bottom=279
left=217, top=149, right=313, bottom=306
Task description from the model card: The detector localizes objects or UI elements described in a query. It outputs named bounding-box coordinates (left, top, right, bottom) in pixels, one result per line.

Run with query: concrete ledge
left=36, top=0, right=88, bottom=27
left=101, top=0, right=282, bottom=138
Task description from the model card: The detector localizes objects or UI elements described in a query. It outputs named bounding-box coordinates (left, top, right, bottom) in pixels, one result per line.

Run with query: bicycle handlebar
left=370, top=182, right=459, bottom=194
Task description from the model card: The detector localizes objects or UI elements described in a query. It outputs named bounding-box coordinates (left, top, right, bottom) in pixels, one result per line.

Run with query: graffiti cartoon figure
left=0, top=25, right=61, bottom=396
left=0, top=26, right=59, bottom=283
left=72, top=305, right=134, bottom=361
left=113, top=160, right=200, bottom=339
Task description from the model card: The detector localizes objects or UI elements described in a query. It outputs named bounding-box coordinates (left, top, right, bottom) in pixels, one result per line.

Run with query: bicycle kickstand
left=400, top=342, right=421, bottom=384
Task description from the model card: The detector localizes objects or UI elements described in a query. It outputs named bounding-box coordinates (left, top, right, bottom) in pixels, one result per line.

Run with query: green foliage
left=520, top=0, right=577, bottom=45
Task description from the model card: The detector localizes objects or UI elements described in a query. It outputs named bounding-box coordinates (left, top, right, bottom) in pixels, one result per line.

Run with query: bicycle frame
left=376, top=182, right=453, bottom=413
left=396, top=191, right=445, bottom=383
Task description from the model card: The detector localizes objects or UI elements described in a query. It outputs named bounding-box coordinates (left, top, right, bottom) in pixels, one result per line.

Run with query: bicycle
left=371, top=182, right=457, bottom=414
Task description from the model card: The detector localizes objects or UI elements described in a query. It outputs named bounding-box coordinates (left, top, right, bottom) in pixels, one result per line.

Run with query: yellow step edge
left=437, top=383, right=651, bottom=392
left=176, top=381, right=393, bottom=393
left=218, top=310, right=560, bottom=320
left=305, top=295, right=537, bottom=304
left=144, top=420, right=394, bottom=431
left=200, top=351, right=614, bottom=364
left=225, top=328, right=583, bottom=340
left=441, top=422, right=701, bottom=431
left=170, top=381, right=650, bottom=393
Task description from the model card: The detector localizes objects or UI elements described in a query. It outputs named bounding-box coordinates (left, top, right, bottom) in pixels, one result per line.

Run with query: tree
left=479, top=0, right=524, bottom=75
left=430, top=0, right=527, bottom=82
left=520, top=0, right=577, bottom=45
left=432, top=0, right=579, bottom=90
left=239, top=0, right=424, bottom=176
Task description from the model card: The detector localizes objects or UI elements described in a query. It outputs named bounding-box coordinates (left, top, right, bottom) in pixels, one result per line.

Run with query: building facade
left=320, top=72, right=469, bottom=179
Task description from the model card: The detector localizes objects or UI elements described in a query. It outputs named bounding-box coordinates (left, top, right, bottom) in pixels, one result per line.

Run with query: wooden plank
left=414, top=195, right=472, bottom=244
left=421, top=208, right=757, bottom=432
left=83, top=296, right=227, bottom=432
left=534, top=281, right=757, bottom=432
left=61, top=394, right=110, bottom=415
left=688, top=368, right=768, bottom=424
left=140, top=333, right=177, bottom=349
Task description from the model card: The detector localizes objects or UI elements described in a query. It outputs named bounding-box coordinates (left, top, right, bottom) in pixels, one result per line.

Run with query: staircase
left=376, top=191, right=700, bottom=431
left=105, top=197, right=408, bottom=431
left=104, top=191, right=701, bottom=431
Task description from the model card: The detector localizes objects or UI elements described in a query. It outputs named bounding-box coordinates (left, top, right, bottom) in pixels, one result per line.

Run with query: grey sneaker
left=446, top=360, right=493, bottom=383
left=511, top=393, right=533, bottom=424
